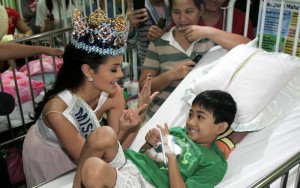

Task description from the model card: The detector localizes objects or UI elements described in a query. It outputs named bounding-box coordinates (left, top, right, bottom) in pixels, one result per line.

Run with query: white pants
left=110, top=142, right=155, bottom=188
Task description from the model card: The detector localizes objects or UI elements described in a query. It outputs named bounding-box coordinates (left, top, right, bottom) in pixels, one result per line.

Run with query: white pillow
left=189, top=44, right=260, bottom=93
left=195, top=45, right=228, bottom=67
left=183, top=44, right=300, bottom=131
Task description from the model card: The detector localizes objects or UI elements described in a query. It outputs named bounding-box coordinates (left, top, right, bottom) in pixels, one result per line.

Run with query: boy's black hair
left=192, top=90, right=237, bottom=126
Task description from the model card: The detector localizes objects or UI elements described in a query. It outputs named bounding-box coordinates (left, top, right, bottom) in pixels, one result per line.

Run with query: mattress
left=0, top=91, right=45, bottom=133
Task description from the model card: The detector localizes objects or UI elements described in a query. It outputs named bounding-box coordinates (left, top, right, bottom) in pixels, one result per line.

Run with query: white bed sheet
left=35, top=46, right=300, bottom=187
left=217, top=100, right=300, bottom=187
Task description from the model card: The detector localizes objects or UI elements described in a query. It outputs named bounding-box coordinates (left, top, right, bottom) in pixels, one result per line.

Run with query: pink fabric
left=19, top=54, right=63, bottom=75
left=23, top=125, right=76, bottom=188
left=1, top=70, right=45, bottom=105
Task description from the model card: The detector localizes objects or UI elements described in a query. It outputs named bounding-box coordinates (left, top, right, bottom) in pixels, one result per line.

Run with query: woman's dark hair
left=33, top=43, right=108, bottom=120
left=168, top=0, right=202, bottom=10
left=46, top=0, right=70, bottom=13
left=192, top=90, right=237, bottom=126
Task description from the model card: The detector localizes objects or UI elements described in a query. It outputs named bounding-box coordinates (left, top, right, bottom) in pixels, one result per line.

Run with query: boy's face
left=185, top=105, right=226, bottom=148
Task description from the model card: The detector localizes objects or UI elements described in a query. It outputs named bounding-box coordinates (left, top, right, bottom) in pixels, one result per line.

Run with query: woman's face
left=202, top=0, right=227, bottom=13
left=91, top=55, right=124, bottom=94
left=171, top=0, right=202, bottom=28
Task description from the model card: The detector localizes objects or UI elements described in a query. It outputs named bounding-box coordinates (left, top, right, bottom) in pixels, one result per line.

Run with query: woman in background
left=21, top=0, right=40, bottom=34
left=35, top=0, right=75, bottom=32
left=0, top=5, right=33, bottom=40
left=147, top=0, right=254, bottom=41
left=140, top=0, right=250, bottom=120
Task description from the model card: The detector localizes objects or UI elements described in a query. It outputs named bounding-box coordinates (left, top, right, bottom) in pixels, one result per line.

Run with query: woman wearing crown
left=22, top=8, right=158, bottom=188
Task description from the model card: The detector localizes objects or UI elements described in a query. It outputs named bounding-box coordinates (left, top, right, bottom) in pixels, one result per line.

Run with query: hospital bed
left=0, top=28, right=71, bottom=147
left=7, top=0, right=300, bottom=187
left=130, top=1, right=300, bottom=187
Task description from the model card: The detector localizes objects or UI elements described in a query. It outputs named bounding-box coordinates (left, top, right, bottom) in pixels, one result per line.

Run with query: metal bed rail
left=249, top=151, right=300, bottom=188
left=0, top=28, right=72, bottom=148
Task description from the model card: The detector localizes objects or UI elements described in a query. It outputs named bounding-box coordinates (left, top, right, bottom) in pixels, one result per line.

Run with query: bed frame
left=250, top=152, right=300, bottom=188
left=0, top=28, right=72, bottom=148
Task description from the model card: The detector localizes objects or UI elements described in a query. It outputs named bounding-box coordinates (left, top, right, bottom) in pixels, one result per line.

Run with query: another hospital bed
left=23, top=0, right=300, bottom=187
left=0, top=28, right=71, bottom=147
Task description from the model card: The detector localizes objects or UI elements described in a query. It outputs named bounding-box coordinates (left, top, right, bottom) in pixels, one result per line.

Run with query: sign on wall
left=257, top=1, right=299, bottom=56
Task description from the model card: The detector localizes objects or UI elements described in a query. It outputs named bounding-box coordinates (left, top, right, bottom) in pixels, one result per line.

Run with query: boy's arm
left=159, top=123, right=187, bottom=187
left=140, top=141, right=152, bottom=150
left=167, top=154, right=186, bottom=188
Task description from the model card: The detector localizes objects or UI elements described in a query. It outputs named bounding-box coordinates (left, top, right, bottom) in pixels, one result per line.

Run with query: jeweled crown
left=71, top=8, right=129, bottom=56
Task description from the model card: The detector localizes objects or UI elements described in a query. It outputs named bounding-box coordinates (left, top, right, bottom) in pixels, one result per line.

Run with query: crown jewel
left=71, top=8, right=129, bottom=56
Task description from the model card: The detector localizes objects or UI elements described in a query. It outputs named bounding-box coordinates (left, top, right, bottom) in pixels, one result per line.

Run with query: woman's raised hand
left=119, top=104, right=147, bottom=131
left=138, top=74, right=159, bottom=119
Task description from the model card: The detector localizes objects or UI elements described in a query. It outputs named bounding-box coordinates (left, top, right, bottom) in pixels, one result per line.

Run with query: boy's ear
left=217, top=122, right=229, bottom=135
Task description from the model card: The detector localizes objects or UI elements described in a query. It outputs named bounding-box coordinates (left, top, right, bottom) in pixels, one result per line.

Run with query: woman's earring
left=88, top=77, right=93, bottom=82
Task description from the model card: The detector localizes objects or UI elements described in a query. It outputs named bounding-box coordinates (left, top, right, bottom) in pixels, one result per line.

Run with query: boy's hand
left=145, top=127, right=160, bottom=147
left=158, top=123, right=176, bottom=156
left=157, top=123, right=170, bottom=136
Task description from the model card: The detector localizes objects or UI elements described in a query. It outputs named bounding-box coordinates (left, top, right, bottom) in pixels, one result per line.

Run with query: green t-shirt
left=125, top=127, right=227, bottom=188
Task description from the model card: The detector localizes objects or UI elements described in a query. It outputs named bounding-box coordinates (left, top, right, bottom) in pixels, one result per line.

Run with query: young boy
left=73, top=90, right=237, bottom=188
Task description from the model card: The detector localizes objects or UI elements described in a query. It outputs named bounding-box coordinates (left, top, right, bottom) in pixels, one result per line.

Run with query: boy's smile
left=186, top=105, right=224, bottom=148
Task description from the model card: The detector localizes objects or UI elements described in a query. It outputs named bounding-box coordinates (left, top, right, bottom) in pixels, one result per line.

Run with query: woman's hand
left=42, top=19, right=55, bottom=32
left=147, top=25, right=165, bottom=41
left=119, top=104, right=147, bottom=131
left=138, top=74, right=159, bottom=120
left=168, top=60, right=195, bottom=80
left=178, top=25, right=209, bottom=43
left=127, top=2, right=147, bottom=31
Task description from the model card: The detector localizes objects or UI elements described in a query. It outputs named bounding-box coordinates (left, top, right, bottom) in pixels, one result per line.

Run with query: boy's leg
left=73, top=126, right=120, bottom=188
